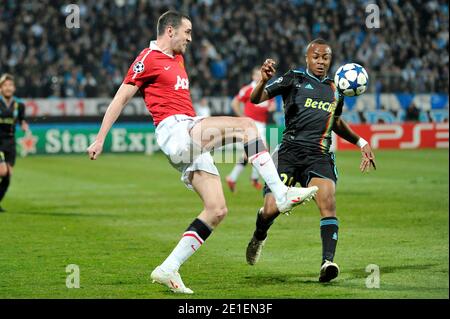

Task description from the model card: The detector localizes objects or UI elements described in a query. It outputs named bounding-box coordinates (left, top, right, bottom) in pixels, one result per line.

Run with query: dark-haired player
left=0, top=73, right=30, bottom=212
left=246, top=38, right=376, bottom=282
left=87, top=11, right=318, bottom=294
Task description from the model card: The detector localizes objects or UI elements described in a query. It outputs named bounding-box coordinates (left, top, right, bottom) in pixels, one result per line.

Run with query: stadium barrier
left=333, top=123, right=449, bottom=150
left=14, top=95, right=448, bottom=156
left=15, top=122, right=448, bottom=157
left=21, top=94, right=449, bottom=123
left=15, top=123, right=159, bottom=157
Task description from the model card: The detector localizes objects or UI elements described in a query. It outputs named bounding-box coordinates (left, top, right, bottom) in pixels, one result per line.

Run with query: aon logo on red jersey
left=174, top=76, right=189, bottom=90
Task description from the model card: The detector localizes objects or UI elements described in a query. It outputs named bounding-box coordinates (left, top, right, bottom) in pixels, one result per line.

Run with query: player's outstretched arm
left=332, top=117, right=376, bottom=172
left=87, top=83, right=139, bottom=160
left=250, top=59, right=276, bottom=104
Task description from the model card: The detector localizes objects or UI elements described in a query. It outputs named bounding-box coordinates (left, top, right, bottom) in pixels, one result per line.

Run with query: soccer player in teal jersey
left=0, top=74, right=30, bottom=212
left=246, top=39, right=377, bottom=282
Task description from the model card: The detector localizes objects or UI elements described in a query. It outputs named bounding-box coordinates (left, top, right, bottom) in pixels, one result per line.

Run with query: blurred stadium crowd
left=0, top=0, right=448, bottom=99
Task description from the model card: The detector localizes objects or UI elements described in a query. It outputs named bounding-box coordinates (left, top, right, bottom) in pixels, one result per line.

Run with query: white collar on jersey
left=149, top=40, right=175, bottom=58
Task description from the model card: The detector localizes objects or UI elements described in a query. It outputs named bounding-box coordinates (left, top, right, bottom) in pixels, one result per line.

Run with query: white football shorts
left=155, top=114, right=220, bottom=189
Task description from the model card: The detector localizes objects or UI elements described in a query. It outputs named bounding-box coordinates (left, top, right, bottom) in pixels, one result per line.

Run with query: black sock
left=0, top=174, right=11, bottom=202
left=244, top=138, right=267, bottom=158
left=254, top=209, right=279, bottom=240
left=320, top=217, right=339, bottom=263
left=185, top=218, right=212, bottom=242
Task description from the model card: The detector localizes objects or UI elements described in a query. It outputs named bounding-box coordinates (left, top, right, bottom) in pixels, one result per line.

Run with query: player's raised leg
left=190, top=116, right=318, bottom=213
left=151, top=170, right=227, bottom=294
left=250, top=120, right=266, bottom=190
left=308, top=177, right=340, bottom=282
left=226, top=155, right=263, bottom=192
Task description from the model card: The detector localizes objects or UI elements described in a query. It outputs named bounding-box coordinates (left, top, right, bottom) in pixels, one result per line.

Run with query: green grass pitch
left=0, top=149, right=448, bottom=299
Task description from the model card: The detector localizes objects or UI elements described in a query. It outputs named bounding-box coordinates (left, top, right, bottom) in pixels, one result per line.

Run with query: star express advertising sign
left=15, top=123, right=448, bottom=156
left=15, top=124, right=159, bottom=156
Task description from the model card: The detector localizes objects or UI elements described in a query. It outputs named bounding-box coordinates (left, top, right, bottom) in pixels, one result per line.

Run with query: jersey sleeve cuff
left=123, top=80, right=142, bottom=88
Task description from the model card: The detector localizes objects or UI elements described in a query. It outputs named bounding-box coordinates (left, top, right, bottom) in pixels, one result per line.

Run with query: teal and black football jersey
left=0, top=96, right=25, bottom=139
left=265, top=69, right=344, bottom=154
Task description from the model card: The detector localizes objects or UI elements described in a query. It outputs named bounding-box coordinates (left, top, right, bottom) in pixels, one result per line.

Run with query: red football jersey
left=123, top=41, right=196, bottom=126
left=236, top=82, right=274, bottom=123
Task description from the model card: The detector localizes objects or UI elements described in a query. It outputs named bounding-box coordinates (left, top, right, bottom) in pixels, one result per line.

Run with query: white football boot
left=276, top=186, right=319, bottom=215
left=151, top=266, right=194, bottom=294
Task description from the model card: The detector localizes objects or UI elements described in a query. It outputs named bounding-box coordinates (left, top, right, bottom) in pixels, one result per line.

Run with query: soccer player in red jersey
left=226, top=67, right=276, bottom=192
left=87, top=11, right=318, bottom=294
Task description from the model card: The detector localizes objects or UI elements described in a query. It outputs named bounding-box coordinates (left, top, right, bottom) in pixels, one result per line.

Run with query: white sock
left=160, top=231, right=204, bottom=273
left=251, top=167, right=259, bottom=180
left=228, top=163, right=245, bottom=182
left=249, top=151, right=287, bottom=202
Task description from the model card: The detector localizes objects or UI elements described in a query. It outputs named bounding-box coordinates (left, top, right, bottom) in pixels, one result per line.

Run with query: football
left=334, top=63, right=369, bottom=96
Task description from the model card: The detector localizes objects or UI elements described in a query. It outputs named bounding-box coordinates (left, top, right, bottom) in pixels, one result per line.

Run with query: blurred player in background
left=226, top=67, right=276, bottom=192
left=0, top=74, right=31, bottom=213
left=87, top=11, right=318, bottom=294
left=246, top=39, right=376, bottom=282
left=194, top=97, right=211, bottom=117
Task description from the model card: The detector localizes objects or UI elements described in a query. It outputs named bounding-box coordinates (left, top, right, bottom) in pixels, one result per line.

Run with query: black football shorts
left=263, top=143, right=338, bottom=196
left=0, top=138, right=16, bottom=166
